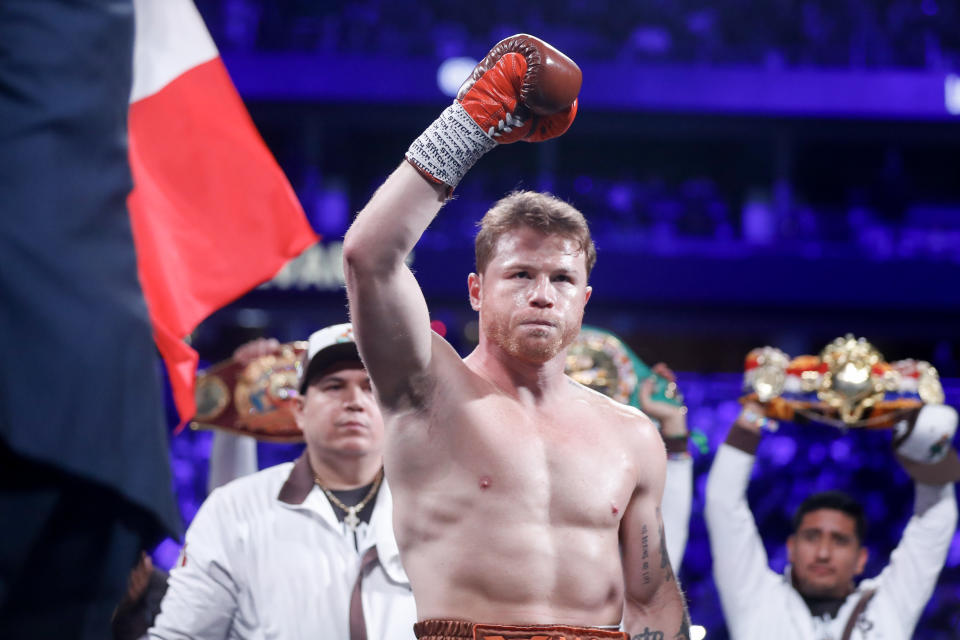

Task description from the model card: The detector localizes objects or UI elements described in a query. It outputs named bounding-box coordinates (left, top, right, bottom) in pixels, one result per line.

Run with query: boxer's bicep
left=620, top=484, right=672, bottom=609
left=346, top=259, right=434, bottom=404
left=621, top=419, right=670, bottom=596
left=621, top=428, right=690, bottom=639
left=344, top=162, right=447, bottom=408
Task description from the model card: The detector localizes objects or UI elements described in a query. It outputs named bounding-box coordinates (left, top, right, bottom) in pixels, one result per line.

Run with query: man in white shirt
left=705, top=402, right=958, bottom=639
left=150, top=323, right=416, bottom=640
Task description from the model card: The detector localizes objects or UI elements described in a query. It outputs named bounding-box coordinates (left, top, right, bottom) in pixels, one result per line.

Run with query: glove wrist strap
left=405, top=102, right=497, bottom=191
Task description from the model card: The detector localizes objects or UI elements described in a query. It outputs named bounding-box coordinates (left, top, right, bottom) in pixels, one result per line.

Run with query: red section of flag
left=128, top=57, right=318, bottom=429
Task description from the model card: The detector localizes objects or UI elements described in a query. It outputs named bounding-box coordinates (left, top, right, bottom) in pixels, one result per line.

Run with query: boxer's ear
left=468, top=272, right=482, bottom=311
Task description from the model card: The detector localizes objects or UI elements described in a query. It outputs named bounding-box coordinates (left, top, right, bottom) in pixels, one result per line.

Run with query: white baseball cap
left=299, top=323, right=361, bottom=392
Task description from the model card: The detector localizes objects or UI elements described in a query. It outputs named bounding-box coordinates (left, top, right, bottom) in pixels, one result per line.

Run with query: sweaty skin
left=343, top=163, right=688, bottom=637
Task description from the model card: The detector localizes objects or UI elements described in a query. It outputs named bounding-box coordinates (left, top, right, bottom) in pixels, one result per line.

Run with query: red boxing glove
left=457, top=34, right=581, bottom=144
left=406, top=34, right=581, bottom=190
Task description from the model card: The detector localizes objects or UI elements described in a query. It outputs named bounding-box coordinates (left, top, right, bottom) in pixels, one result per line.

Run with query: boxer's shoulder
left=567, top=375, right=650, bottom=423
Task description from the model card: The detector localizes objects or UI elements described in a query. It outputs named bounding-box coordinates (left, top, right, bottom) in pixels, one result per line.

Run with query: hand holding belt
left=191, top=341, right=307, bottom=442
left=740, top=335, right=944, bottom=429
left=739, top=334, right=960, bottom=483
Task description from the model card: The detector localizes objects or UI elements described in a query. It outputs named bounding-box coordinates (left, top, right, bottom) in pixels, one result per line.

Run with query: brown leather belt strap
left=349, top=546, right=379, bottom=640
left=841, top=589, right=876, bottom=640
left=414, top=619, right=476, bottom=639
left=413, top=620, right=628, bottom=640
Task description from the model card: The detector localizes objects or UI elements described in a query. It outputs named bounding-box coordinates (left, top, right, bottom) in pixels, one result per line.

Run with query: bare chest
left=388, top=395, right=639, bottom=526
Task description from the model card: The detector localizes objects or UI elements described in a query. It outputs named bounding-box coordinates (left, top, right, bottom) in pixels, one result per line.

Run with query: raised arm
left=873, top=482, right=958, bottom=635
left=342, top=164, right=446, bottom=408
left=343, top=34, right=580, bottom=408
left=703, top=406, right=781, bottom=629
left=662, top=454, right=693, bottom=571
left=621, top=422, right=691, bottom=640
left=872, top=405, right=960, bottom=634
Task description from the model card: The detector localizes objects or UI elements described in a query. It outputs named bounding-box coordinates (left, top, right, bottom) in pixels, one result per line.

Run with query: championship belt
left=190, top=341, right=308, bottom=442
left=565, top=325, right=682, bottom=408
left=741, top=334, right=944, bottom=430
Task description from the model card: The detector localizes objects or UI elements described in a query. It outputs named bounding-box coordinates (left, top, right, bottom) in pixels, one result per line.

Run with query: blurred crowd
left=295, top=170, right=960, bottom=263
left=197, top=0, right=960, bottom=70
left=188, top=0, right=960, bottom=263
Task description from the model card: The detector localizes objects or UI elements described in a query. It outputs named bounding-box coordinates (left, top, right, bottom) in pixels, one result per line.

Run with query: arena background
left=157, top=2, right=960, bottom=637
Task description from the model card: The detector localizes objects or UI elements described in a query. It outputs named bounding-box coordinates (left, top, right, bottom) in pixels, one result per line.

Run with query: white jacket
left=664, top=455, right=693, bottom=569
left=705, top=430, right=957, bottom=640
left=150, top=453, right=416, bottom=640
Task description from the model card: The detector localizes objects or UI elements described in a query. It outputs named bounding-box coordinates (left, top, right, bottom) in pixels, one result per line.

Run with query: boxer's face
left=469, top=225, right=591, bottom=364
left=787, top=509, right=868, bottom=599
left=296, top=361, right=384, bottom=460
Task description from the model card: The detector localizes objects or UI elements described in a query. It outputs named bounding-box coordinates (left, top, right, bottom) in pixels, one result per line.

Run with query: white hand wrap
left=405, top=102, right=498, bottom=190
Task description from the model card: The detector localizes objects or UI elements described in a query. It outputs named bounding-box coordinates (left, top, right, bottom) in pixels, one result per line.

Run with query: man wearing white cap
left=150, top=323, right=416, bottom=640
left=704, top=402, right=959, bottom=639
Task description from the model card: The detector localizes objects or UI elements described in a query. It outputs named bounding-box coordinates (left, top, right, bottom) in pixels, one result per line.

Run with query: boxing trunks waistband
left=413, top=619, right=627, bottom=640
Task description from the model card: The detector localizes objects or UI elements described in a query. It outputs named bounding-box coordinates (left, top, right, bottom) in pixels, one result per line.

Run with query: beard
left=483, top=310, right=583, bottom=365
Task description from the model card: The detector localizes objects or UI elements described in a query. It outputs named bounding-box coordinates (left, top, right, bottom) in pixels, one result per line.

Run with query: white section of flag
left=130, top=0, right=219, bottom=103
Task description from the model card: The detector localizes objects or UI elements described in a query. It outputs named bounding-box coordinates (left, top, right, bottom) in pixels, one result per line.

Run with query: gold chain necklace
left=312, top=468, right=383, bottom=531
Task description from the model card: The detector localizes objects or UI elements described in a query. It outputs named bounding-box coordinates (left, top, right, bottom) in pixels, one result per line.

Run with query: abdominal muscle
left=393, top=486, right=627, bottom=626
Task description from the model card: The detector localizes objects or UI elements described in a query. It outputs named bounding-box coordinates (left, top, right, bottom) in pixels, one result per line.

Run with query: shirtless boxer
left=342, top=35, right=690, bottom=640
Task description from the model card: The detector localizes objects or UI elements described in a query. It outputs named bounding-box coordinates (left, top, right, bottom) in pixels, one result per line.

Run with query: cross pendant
left=344, top=508, right=360, bottom=531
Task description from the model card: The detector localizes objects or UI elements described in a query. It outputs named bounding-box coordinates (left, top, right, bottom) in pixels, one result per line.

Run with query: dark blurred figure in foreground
left=112, top=553, right=169, bottom=640
left=0, top=1, right=180, bottom=637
